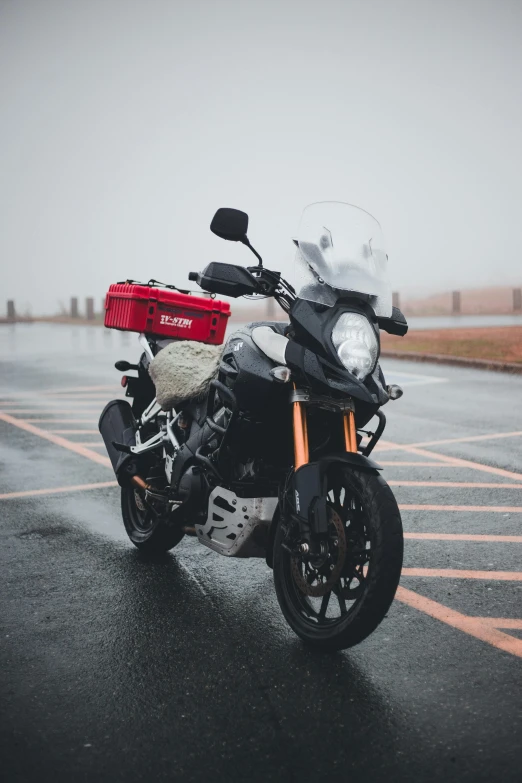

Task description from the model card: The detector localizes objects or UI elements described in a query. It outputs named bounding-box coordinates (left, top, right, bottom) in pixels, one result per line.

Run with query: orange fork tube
left=293, top=401, right=309, bottom=469
left=343, top=410, right=357, bottom=453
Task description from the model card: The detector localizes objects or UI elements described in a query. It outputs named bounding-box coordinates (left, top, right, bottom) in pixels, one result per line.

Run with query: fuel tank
left=219, top=322, right=289, bottom=415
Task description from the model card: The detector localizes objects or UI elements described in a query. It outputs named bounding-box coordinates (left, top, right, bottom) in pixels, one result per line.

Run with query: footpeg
left=112, top=440, right=132, bottom=454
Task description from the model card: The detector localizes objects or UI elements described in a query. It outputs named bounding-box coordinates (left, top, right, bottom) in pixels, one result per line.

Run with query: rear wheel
left=121, top=485, right=184, bottom=553
left=273, top=467, right=403, bottom=651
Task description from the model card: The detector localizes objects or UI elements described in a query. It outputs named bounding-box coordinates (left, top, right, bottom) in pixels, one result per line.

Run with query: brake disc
left=134, top=489, right=146, bottom=512
left=291, top=508, right=346, bottom=597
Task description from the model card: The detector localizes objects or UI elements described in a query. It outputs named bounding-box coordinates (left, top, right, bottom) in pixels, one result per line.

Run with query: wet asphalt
left=1, top=323, right=521, bottom=782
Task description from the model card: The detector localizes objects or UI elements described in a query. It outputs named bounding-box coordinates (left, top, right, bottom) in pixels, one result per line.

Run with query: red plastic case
left=104, top=283, right=231, bottom=345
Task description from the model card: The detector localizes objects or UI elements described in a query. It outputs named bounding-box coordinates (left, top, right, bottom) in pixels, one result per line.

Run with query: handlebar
left=187, top=264, right=294, bottom=313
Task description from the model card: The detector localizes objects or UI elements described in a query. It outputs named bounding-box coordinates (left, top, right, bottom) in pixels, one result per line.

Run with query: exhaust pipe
left=131, top=475, right=151, bottom=491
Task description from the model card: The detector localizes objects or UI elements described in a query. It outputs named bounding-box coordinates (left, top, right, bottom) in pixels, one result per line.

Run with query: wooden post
left=392, top=291, right=400, bottom=309
left=7, top=300, right=15, bottom=321
left=70, top=297, right=79, bottom=318
left=514, top=288, right=522, bottom=312
left=452, top=291, right=461, bottom=314
left=86, top=297, right=94, bottom=320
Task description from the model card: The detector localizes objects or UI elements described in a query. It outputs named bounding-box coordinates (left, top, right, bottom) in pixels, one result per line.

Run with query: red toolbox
left=104, top=282, right=231, bottom=345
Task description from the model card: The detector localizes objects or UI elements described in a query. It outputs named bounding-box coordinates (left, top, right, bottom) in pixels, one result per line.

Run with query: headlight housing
left=331, top=313, right=378, bottom=380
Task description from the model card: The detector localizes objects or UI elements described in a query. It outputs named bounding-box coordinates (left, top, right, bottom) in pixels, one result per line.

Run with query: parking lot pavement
left=1, top=324, right=522, bottom=782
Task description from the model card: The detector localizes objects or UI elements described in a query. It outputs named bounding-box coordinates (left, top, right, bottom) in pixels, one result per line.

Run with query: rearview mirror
left=210, top=208, right=249, bottom=242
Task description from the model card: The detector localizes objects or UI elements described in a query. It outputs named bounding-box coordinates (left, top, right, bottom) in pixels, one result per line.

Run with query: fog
left=1, top=0, right=521, bottom=315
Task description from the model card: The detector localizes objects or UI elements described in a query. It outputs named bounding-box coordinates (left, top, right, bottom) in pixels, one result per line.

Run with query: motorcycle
left=99, top=201, right=408, bottom=651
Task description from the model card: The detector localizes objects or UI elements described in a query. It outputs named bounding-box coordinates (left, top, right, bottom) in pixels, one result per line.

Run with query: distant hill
left=402, top=286, right=522, bottom=316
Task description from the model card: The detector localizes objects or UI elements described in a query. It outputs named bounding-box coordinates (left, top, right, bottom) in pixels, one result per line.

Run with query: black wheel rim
left=129, top=488, right=157, bottom=534
left=284, top=472, right=373, bottom=627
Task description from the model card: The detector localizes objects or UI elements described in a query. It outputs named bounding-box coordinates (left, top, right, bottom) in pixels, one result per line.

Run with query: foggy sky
left=1, top=0, right=521, bottom=314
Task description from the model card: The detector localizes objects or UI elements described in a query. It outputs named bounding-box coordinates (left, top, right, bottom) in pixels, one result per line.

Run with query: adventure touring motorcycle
left=99, top=202, right=408, bottom=651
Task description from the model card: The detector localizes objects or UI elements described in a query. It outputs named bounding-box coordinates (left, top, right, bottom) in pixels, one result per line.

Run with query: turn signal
left=387, top=384, right=403, bottom=400
left=270, top=366, right=292, bottom=383
left=121, top=375, right=128, bottom=388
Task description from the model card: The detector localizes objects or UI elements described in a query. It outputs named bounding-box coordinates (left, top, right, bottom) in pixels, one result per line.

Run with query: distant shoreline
left=3, top=312, right=522, bottom=329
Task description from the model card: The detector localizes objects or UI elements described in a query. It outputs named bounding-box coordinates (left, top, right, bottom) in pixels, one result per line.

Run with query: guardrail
left=3, top=288, right=522, bottom=322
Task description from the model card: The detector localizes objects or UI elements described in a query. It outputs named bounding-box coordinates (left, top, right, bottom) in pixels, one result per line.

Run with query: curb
left=381, top=350, right=522, bottom=375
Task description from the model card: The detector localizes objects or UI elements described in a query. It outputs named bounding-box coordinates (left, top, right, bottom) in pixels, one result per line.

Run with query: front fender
left=266, top=451, right=382, bottom=569
left=291, top=453, right=381, bottom=538
left=318, top=451, right=381, bottom=475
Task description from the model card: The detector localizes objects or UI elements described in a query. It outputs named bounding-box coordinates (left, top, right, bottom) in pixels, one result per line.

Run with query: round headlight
left=331, top=313, right=378, bottom=380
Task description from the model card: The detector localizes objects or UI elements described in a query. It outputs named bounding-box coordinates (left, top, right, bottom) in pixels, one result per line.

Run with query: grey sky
left=1, top=0, right=521, bottom=314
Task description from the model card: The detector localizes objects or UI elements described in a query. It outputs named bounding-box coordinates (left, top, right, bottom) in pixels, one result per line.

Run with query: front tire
left=121, top=486, right=184, bottom=553
left=273, top=467, right=403, bottom=652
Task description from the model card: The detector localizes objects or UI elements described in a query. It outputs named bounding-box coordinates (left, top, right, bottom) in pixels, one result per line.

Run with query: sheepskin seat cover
left=149, top=340, right=224, bottom=410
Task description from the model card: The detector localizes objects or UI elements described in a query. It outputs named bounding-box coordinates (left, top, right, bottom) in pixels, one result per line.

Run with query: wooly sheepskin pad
left=149, top=340, right=224, bottom=410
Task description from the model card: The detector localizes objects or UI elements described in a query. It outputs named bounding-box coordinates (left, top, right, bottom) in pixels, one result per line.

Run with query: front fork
left=290, top=392, right=357, bottom=544
left=292, top=397, right=357, bottom=470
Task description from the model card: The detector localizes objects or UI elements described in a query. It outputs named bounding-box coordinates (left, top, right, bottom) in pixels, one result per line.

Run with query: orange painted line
left=24, top=419, right=98, bottom=424
left=400, top=503, right=522, bottom=512
left=390, top=480, right=522, bottom=489
left=383, top=441, right=522, bottom=482
left=76, top=442, right=104, bottom=447
left=395, top=586, right=522, bottom=658
left=0, top=408, right=104, bottom=414
left=48, top=429, right=99, bottom=434
left=31, top=394, right=120, bottom=400
left=402, top=568, right=522, bottom=581
left=380, top=431, right=522, bottom=450
left=379, top=461, right=461, bottom=467
left=0, top=396, right=114, bottom=404
left=404, top=532, right=522, bottom=542
left=0, top=481, right=118, bottom=500
left=0, top=411, right=111, bottom=468
left=0, top=386, right=116, bottom=399
left=43, top=385, right=118, bottom=394
left=478, top=618, right=522, bottom=629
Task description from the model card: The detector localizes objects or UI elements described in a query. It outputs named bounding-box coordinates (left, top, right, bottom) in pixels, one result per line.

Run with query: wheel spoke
left=288, top=473, right=376, bottom=627
left=318, top=591, right=331, bottom=621
left=334, top=586, right=347, bottom=614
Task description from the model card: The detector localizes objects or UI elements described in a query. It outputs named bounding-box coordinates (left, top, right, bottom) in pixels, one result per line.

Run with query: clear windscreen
left=294, top=202, right=392, bottom=316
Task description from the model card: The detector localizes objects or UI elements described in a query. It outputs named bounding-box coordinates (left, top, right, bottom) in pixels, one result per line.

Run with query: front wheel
left=121, top=485, right=185, bottom=553
left=273, top=467, right=403, bottom=652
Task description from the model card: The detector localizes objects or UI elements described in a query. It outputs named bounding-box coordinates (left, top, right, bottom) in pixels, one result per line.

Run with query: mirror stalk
left=242, top=238, right=263, bottom=267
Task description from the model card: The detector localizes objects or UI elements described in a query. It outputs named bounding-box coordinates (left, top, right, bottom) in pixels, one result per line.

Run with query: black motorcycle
left=99, top=202, right=408, bottom=651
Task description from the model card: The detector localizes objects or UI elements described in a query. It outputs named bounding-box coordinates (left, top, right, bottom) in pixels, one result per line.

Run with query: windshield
left=294, top=202, right=392, bottom=317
